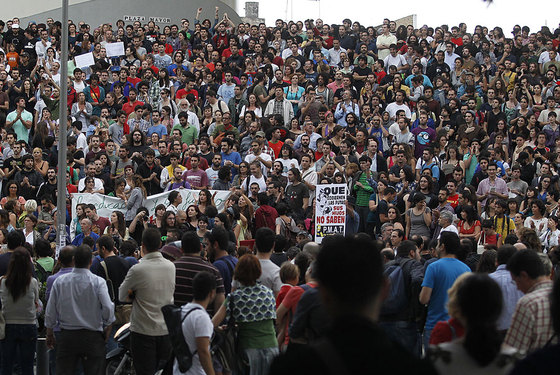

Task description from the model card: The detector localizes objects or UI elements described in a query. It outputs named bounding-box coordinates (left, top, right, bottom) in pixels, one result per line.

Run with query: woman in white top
left=239, top=93, right=262, bottom=119
left=524, top=200, right=548, bottom=238
left=431, top=274, right=517, bottom=375
left=22, top=215, right=39, bottom=246
left=542, top=216, right=560, bottom=252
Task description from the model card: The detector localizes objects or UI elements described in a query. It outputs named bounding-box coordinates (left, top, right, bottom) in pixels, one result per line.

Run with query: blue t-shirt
left=214, top=255, right=238, bottom=295
left=221, top=151, right=242, bottom=179
left=147, top=124, right=168, bottom=139
left=421, top=257, right=470, bottom=330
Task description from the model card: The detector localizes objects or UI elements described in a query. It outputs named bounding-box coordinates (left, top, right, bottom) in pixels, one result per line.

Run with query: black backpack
left=161, top=305, right=202, bottom=373
left=380, top=259, right=408, bottom=316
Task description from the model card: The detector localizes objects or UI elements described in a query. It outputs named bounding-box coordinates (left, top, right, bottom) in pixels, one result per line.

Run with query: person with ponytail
left=430, top=273, right=518, bottom=374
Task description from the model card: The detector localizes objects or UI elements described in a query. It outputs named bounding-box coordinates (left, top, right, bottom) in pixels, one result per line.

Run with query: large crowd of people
left=0, top=9, right=558, bottom=375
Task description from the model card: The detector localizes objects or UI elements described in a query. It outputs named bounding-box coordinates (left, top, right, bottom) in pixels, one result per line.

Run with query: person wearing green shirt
left=6, top=97, right=33, bottom=144
left=172, top=112, right=198, bottom=146
left=462, top=139, right=481, bottom=185
left=354, top=156, right=375, bottom=233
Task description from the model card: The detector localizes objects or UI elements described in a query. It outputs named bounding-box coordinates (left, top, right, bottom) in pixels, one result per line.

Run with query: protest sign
left=105, top=42, right=125, bottom=57
left=314, top=184, right=347, bottom=243
left=74, top=52, right=95, bottom=68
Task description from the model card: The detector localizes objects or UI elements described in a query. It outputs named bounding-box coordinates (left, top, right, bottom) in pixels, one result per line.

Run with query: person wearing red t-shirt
left=182, top=144, right=209, bottom=170
left=84, top=205, right=111, bottom=236
left=276, top=266, right=318, bottom=348
left=121, top=89, right=145, bottom=117
left=268, top=127, right=285, bottom=159
left=446, top=180, right=460, bottom=209
left=127, top=65, right=142, bottom=87
left=175, top=80, right=199, bottom=101
left=276, top=262, right=300, bottom=308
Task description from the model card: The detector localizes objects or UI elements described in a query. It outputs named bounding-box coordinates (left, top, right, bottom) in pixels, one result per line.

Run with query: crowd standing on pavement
left=0, top=9, right=559, bottom=374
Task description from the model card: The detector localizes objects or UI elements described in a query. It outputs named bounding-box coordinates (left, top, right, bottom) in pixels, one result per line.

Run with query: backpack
left=161, top=305, right=202, bottom=373
left=34, top=261, right=52, bottom=285
left=34, top=261, right=51, bottom=333
left=280, top=217, right=298, bottom=246
left=380, top=259, right=408, bottom=316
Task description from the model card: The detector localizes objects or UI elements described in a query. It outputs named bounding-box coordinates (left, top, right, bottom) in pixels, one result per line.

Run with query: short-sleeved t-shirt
left=285, top=183, right=309, bottom=213
left=376, top=198, right=389, bottom=229
left=422, top=258, right=471, bottom=330
left=147, top=124, right=168, bottom=139
left=172, top=124, right=198, bottom=146
left=108, top=123, right=124, bottom=145
left=281, top=283, right=316, bottom=314
left=173, top=302, right=213, bottom=375
left=6, top=110, right=33, bottom=143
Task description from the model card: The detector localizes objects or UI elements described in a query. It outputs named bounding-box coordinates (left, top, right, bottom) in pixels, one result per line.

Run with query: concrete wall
left=15, top=0, right=241, bottom=29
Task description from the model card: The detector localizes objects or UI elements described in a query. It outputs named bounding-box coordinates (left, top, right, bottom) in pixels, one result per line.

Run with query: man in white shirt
left=383, top=45, right=409, bottom=73
left=244, top=139, right=272, bottom=176
left=328, top=39, right=346, bottom=67
left=72, top=121, right=88, bottom=150
left=241, top=161, right=267, bottom=193
left=205, top=154, right=222, bottom=187
left=174, top=272, right=216, bottom=375
left=376, top=24, right=397, bottom=60
left=444, top=42, right=460, bottom=70
left=385, top=91, right=411, bottom=120
left=299, top=154, right=317, bottom=201
left=78, top=163, right=105, bottom=194
left=35, top=30, right=52, bottom=60
left=119, top=228, right=175, bottom=375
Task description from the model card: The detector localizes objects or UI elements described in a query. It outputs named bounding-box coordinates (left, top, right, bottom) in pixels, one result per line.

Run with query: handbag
left=281, top=217, right=298, bottom=246
left=211, top=296, right=249, bottom=374
left=477, top=232, right=485, bottom=254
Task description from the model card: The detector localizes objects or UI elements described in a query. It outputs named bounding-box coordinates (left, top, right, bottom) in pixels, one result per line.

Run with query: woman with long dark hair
left=104, top=210, right=129, bottom=241
left=185, top=205, right=201, bottom=231
left=197, top=189, right=215, bottom=215
left=458, top=205, right=482, bottom=243
left=80, top=176, right=96, bottom=193
left=0, top=181, right=26, bottom=209
left=0, top=247, right=39, bottom=375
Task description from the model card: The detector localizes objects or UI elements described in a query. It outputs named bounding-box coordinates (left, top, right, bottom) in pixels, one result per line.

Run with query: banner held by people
left=71, top=190, right=231, bottom=220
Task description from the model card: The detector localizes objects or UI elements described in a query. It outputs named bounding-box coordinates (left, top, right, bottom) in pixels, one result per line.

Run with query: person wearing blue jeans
left=0, top=247, right=41, bottom=375
left=1, top=324, right=37, bottom=375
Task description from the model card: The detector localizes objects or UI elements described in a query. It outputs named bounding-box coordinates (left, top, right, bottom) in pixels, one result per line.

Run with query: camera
left=143, top=216, right=149, bottom=222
